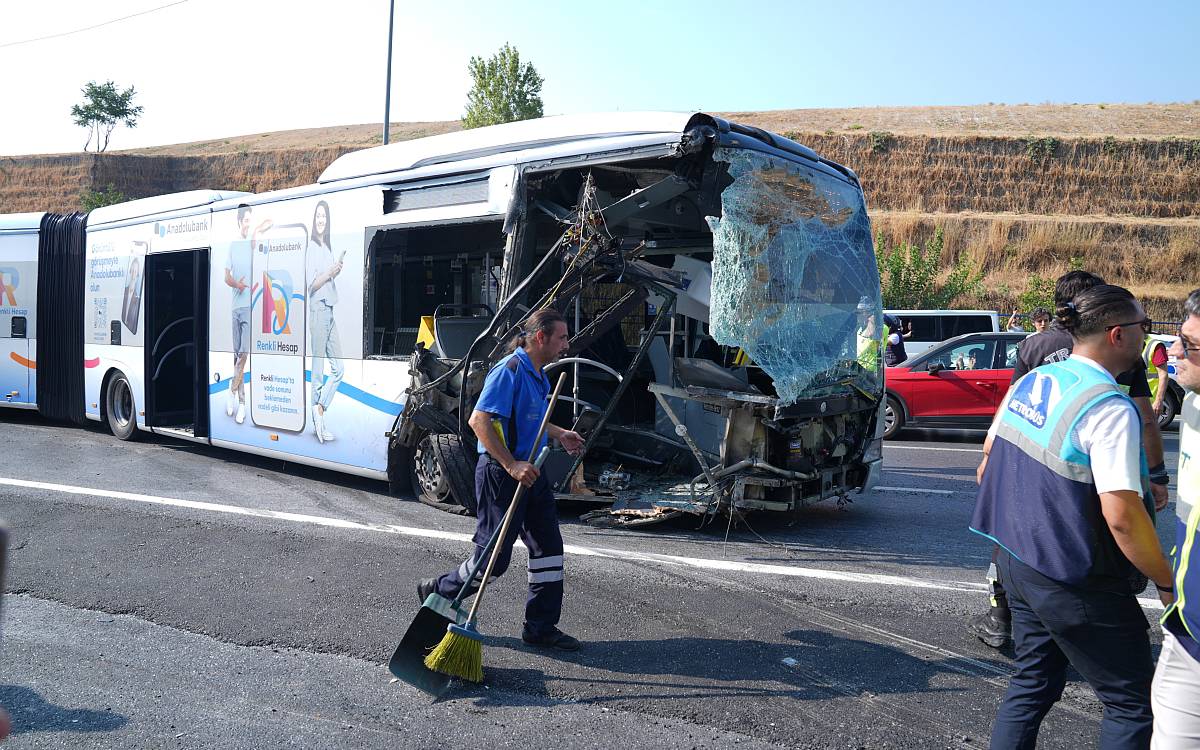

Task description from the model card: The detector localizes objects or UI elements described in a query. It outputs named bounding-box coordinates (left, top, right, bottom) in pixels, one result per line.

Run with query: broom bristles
left=424, top=630, right=483, bottom=683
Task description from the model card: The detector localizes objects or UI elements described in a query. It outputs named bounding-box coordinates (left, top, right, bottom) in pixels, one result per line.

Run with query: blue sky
left=1, top=0, right=1196, bottom=154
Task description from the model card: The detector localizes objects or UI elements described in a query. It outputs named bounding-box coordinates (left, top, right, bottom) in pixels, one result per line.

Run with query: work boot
left=416, top=578, right=437, bottom=604
left=969, top=608, right=1012, bottom=649
left=522, top=625, right=581, bottom=651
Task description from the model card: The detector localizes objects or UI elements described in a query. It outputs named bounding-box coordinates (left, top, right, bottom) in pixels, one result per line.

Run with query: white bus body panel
left=208, top=187, right=407, bottom=474
left=0, top=214, right=42, bottom=407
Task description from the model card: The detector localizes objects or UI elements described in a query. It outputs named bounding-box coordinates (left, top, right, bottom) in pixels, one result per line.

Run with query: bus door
left=0, top=251, right=38, bottom=407
left=144, top=249, right=209, bottom=435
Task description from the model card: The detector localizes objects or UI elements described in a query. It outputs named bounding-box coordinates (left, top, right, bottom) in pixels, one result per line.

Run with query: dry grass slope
left=1, top=103, right=1196, bottom=315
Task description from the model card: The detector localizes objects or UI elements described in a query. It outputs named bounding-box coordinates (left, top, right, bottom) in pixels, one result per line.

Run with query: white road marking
left=884, top=445, right=982, bottom=453
left=1, top=475, right=1165, bottom=612
left=873, top=486, right=960, bottom=495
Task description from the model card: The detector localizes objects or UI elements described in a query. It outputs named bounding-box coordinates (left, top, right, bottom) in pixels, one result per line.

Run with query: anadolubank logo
left=261, top=270, right=295, bottom=335
left=0, top=267, right=20, bottom=306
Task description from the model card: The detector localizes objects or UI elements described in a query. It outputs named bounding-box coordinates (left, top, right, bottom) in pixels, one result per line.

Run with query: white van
left=884, top=309, right=1001, bottom=358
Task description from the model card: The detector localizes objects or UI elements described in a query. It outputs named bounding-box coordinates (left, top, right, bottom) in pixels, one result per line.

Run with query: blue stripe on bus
left=208, top=371, right=402, bottom=417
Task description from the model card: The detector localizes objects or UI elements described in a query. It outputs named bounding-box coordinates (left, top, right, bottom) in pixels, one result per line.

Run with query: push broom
left=424, top=372, right=567, bottom=682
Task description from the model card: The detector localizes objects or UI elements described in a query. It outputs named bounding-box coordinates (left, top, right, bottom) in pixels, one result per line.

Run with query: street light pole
left=383, top=0, right=395, bottom=145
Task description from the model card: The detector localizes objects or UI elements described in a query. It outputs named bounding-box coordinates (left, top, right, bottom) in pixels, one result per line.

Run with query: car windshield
left=926, top=340, right=997, bottom=371
left=705, top=147, right=882, bottom=403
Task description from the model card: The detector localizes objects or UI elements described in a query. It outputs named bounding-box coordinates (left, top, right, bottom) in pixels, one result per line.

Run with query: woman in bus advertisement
left=305, top=200, right=344, bottom=444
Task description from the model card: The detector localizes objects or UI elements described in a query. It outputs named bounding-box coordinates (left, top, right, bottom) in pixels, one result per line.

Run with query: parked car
left=883, top=332, right=1022, bottom=438
left=884, top=309, right=1001, bottom=359
left=884, top=331, right=1183, bottom=439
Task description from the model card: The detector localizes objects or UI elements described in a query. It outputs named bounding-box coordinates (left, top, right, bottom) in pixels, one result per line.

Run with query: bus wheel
left=105, top=373, right=139, bottom=441
left=413, top=434, right=476, bottom=516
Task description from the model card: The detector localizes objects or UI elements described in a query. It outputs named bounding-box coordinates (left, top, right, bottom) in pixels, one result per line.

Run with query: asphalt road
left=0, top=410, right=1182, bottom=749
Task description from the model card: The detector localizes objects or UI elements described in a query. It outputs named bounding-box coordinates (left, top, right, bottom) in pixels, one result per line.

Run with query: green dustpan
left=388, top=520, right=500, bottom=697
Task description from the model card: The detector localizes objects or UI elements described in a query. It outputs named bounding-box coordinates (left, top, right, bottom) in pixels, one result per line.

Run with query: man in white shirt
left=972, top=284, right=1174, bottom=749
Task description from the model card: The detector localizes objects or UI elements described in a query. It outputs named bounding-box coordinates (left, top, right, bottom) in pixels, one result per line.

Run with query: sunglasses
left=1105, top=319, right=1152, bottom=334
left=1177, top=329, right=1200, bottom=357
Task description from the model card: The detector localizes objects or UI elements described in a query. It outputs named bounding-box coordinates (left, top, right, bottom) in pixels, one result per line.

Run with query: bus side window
left=366, top=221, right=504, bottom=359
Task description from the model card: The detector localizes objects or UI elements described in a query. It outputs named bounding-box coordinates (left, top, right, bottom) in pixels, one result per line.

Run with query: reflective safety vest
left=1162, top=392, right=1200, bottom=658
left=857, top=323, right=886, bottom=372
left=1143, top=338, right=1165, bottom=399
left=971, top=357, right=1149, bottom=589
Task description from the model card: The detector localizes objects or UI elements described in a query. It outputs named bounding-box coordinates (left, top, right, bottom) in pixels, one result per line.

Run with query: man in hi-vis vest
left=972, top=284, right=1175, bottom=749
left=1152, top=288, right=1200, bottom=748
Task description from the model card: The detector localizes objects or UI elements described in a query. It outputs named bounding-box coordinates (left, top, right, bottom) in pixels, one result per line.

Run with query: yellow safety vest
left=857, top=323, right=887, bottom=372
left=1143, top=339, right=1165, bottom=399
left=1161, top=393, right=1200, bottom=642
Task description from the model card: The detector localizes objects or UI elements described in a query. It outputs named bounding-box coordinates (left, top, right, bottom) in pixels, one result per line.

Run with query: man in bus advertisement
left=210, top=194, right=389, bottom=471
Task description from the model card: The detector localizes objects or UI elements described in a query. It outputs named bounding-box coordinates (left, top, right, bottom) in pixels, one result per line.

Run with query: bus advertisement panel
left=209, top=192, right=393, bottom=473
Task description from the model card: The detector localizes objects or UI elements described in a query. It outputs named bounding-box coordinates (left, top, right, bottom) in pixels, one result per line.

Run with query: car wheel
left=105, top=372, right=138, bottom=441
left=1157, top=388, right=1180, bottom=429
left=883, top=396, right=904, bottom=440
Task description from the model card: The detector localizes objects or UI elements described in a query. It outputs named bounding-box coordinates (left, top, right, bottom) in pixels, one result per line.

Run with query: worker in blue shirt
left=420, top=308, right=586, bottom=650
left=1152, top=288, right=1200, bottom=747
left=972, top=284, right=1175, bottom=749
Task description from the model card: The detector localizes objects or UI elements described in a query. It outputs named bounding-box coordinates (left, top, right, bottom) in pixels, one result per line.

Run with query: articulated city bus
left=1, top=112, right=885, bottom=521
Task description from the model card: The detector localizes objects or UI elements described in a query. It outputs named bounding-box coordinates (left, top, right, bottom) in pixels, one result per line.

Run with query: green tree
left=462, top=43, right=544, bottom=129
left=71, top=80, right=144, bottom=152
left=1017, top=274, right=1054, bottom=312
left=80, top=184, right=127, bottom=212
left=876, top=227, right=984, bottom=309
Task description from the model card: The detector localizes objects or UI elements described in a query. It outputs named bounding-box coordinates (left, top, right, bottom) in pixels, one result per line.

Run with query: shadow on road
left=0, top=685, right=128, bottom=735
left=464, top=628, right=1010, bottom=707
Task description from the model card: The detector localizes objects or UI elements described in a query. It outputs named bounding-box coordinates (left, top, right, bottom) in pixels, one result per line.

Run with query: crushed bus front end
left=392, top=114, right=884, bottom=526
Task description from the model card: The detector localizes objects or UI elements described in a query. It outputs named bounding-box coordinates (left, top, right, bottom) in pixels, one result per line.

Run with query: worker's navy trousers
left=433, top=455, right=564, bottom=636
left=990, top=551, right=1154, bottom=750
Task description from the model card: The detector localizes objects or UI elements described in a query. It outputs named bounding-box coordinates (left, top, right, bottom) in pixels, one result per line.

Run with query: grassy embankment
left=2, top=104, right=1196, bottom=316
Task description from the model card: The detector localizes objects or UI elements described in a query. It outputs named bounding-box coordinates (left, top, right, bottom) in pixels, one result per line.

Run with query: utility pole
left=383, top=0, right=395, bottom=145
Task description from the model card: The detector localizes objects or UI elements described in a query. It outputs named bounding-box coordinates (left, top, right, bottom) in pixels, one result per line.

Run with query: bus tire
left=105, top=372, right=139, bottom=441
left=413, top=434, right=476, bottom=516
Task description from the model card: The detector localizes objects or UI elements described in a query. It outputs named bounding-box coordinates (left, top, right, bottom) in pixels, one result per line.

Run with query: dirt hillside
left=1, top=103, right=1196, bottom=316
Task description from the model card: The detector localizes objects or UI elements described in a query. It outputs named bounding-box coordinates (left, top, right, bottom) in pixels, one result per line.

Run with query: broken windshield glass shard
left=706, top=148, right=882, bottom=404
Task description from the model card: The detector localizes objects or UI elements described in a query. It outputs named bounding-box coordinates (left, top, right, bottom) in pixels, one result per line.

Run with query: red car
left=883, top=332, right=1027, bottom=439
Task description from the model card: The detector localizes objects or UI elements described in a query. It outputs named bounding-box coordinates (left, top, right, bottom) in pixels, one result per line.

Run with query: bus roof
left=88, top=189, right=251, bottom=228
left=318, top=111, right=700, bottom=184
left=0, top=212, right=46, bottom=233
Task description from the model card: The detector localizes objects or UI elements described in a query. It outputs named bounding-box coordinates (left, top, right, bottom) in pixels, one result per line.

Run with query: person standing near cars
left=1027, top=306, right=1052, bottom=334
left=970, top=271, right=1170, bottom=650
left=884, top=313, right=912, bottom=367
left=1151, top=288, right=1200, bottom=748
left=973, top=284, right=1175, bottom=749
left=1144, top=335, right=1170, bottom=420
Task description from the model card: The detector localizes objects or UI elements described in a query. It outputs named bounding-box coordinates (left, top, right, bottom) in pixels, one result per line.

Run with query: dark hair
left=509, top=308, right=567, bottom=352
left=1185, top=289, right=1200, bottom=320
left=311, top=200, right=331, bottom=248
left=1054, top=270, right=1104, bottom=309
left=1030, top=306, right=1051, bottom=321
left=236, top=204, right=252, bottom=223
left=1055, top=284, right=1138, bottom=339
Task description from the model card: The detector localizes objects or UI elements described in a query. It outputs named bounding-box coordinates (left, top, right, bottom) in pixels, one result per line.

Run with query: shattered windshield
left=706, top=147, right=883, bottom=404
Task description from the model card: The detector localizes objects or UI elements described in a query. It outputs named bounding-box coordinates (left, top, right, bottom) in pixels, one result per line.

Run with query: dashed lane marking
left=0, top=475, right=1163, bottom=611
left=872, top=486, right=960, bottom=495
left=884, top=445, right=982, bottom=453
